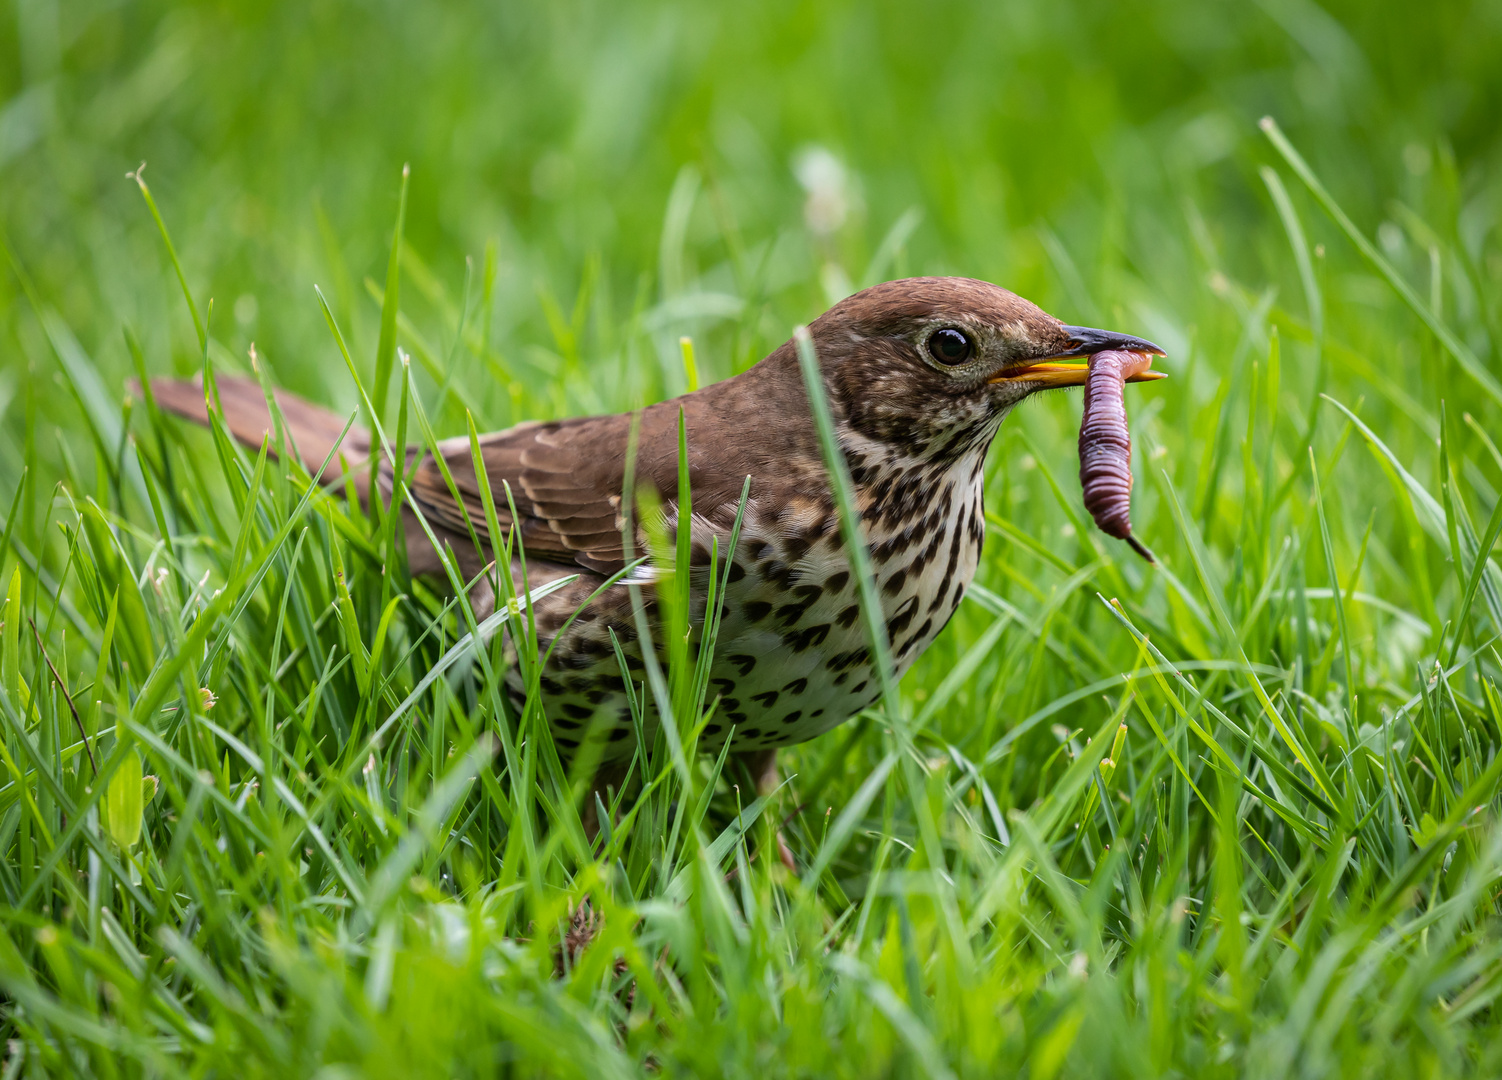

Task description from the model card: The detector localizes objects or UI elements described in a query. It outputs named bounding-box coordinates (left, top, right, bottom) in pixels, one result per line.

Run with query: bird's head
left=801, top=276, right=1164, bottom=462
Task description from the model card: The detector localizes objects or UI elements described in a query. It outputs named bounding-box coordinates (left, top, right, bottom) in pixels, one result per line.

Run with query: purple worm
left=1079, top=350, right=1154, bottom=563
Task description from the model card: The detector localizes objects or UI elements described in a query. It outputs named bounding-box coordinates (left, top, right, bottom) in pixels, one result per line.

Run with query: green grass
left=3, top=1, right=1502, bottom=1075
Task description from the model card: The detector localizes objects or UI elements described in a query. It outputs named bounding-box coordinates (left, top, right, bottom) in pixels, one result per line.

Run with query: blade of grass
left=1261, top=118, right=1502, bottom=406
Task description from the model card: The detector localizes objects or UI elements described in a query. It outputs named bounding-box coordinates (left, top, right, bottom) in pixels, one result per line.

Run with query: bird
left=149, top=276, right=1163, bottom=804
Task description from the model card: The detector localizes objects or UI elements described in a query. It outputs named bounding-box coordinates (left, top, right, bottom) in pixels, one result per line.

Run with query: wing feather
left=406, top=413, right=633, bottom=572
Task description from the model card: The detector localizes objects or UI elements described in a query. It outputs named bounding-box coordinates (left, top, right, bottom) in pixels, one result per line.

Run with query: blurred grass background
left=3, top=0, right=1502, bottom=1076
left=6, top=0, right=1500, bottom=425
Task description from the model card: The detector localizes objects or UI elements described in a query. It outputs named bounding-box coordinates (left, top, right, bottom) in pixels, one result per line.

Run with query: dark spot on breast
left=609, top=727, right=631, bottom=741
left=782, top=678, right=808, bottom=695
left=720, top=698, right=740, bottom=711
left=753, top=541, right=775, bottom=561
left=781, top=710, right=802, bottom=725
left=851, top=680, right=867, bottom=695
left=811, top=708, right=824, bottom=718
left=887, top=595, right=919, bottom=638
left=910, top=526, right=945, bottom=576
left=728, top=654, right=757, bottom=676
left=691, top=542, right=712, bottom=566
left=556, top=737, right=579, bottom=750
left=825, top=571, right=850, bottom=593
left=929, top=533, right=963, bottom=611
left=586, top=688, right=611, bottom=704
left=562, top=703, right=593, bottom=720
left=828, top=646, right=869, bottom=671
left=554, top=717, right=582, bottom=730
left=793, top=583, right=823, bottom=605
left=787, top=623, right=831, bottom=651
left=775, top=601, right=807, bottom=626
left=711, top=677, right=736, bottom=695
left=726, top=561, right=747, bottom=583
left=877, top=526, right=920, bottom=560
left=836, top=604, right=860, bottom=628
left=883, top=569, right=907, bottom=596
left=783, top=537, right=812, bottom=564
left=705, top=723, right=723, bottom=735
left=761, top=561, right=794, bottom=588
left=727, top=711, right=749, bottom=723
left=578, top=636, right=609, bottom=658
left=540, top=677, right=566, bottom=695
left=743, top=600, right=772, bottom=623
left=751, top=690, right=779, bottom=708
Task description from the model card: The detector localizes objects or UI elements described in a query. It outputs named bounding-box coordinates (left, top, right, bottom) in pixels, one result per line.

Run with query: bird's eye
left=927, top=328, right=975, bottom=366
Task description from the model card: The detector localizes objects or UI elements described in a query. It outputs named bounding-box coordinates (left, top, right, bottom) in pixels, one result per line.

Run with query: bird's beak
left=988, top=324, right=1168, bottom=389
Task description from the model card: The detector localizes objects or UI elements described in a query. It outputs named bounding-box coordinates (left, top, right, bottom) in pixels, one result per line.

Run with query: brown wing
left=155, top=357, right=810, bottom=580
left=406, top=412, right=636, bottom=574
left=404, top=367, right=793, bottom=576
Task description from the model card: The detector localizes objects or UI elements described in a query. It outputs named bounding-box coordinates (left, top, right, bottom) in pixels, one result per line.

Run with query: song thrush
left=151, top=276, right=1162, bottom=778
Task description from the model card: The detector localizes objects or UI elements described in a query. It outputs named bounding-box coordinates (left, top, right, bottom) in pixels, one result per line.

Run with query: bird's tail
left=146, top=375, right=373, bottom=485
left=146, top=375, right=463, bottom=579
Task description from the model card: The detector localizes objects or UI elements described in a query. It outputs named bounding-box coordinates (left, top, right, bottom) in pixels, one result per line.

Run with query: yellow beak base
left=987, top=360, right=1167, bottom=389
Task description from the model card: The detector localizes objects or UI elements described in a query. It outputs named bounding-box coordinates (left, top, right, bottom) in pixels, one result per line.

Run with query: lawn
left=2, top=1, right=1502, bottom=1076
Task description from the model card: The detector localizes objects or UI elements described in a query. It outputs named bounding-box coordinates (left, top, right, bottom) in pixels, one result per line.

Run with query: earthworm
left=1079, top=350, right=1155, bottom=563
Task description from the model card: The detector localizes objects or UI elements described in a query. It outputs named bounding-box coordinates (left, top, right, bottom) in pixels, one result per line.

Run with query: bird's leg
left=741, top=746, right=782, bottom=794
left=582, top=762, right=630, bottom=847
left=736, top=747, right=796, bottom=871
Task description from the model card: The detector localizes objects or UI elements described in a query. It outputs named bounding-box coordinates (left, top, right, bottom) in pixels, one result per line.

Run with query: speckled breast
left=511, top=451, right=988, bottom=764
